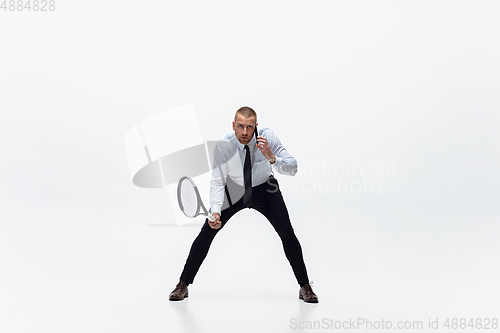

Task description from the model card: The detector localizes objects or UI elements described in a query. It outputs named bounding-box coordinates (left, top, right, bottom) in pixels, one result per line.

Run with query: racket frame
left=177, top=176, right=215, bottom=222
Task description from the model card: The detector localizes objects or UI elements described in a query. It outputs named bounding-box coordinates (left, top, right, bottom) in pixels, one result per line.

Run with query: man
left=169, top=106, right=318, bottom=303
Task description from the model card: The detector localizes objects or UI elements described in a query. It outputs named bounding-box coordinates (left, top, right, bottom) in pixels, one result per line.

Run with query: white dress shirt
left=209, top=128, right=297, bottom=214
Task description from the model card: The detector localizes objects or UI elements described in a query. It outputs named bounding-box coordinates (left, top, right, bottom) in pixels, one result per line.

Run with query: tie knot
left=244, top=145, right=249, bottom=151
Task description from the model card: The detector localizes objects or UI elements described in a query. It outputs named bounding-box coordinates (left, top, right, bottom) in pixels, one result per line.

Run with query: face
left=233, top=115, right=258, bottom=145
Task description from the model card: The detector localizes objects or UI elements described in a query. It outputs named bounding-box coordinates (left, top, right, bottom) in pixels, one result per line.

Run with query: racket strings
left=179, top=180, right=199, bottom=217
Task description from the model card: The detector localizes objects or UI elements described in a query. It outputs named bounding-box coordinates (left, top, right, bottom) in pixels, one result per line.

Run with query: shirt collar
left=233, top=133, right=256, bottom=152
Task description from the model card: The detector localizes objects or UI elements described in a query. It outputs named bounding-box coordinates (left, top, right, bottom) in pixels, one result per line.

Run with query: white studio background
left=1, top=1, right=499, bottom=333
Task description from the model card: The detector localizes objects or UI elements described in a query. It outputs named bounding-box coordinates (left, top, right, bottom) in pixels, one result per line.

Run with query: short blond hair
left=235, top=106, right=257, bottom=123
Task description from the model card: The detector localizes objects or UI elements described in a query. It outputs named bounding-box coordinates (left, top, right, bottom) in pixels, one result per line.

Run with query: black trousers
left=179, top=176, right=310, bottom=286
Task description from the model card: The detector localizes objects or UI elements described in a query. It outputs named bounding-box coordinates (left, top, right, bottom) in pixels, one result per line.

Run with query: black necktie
left=243, top=145, right=252, bottom=206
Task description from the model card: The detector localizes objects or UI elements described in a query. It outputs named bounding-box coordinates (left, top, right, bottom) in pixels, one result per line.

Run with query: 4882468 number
left=1, top=0, right=55, bottom=11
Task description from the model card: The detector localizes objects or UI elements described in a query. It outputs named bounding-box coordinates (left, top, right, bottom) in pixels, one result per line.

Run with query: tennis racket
left=177, top=176, right=216, bottom=222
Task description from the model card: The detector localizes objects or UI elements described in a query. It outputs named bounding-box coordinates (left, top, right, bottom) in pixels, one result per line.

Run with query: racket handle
left=208, top=214, right=216, bottom=222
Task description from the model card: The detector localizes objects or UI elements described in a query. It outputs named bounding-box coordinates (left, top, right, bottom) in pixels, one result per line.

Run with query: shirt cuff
left=273, top=156, right=283, bottom=168
left=211, top=205, right=222, bottom=216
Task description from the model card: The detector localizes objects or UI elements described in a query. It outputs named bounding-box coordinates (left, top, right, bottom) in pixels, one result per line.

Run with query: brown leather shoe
left=299, top=283, right=318, bottom=303
left=169, top=280, right=189, bottom=301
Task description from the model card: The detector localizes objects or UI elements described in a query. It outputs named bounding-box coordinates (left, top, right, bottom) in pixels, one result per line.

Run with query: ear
left=232, top=121, right=235, bottom=130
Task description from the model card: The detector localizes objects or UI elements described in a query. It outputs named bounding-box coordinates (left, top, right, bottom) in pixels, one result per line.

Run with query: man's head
left=233, top=106, right=258, bottom=145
